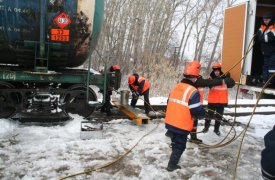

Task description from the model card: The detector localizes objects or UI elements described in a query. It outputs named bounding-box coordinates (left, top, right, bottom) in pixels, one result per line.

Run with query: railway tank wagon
left=0, top=0, right=117, bottom=119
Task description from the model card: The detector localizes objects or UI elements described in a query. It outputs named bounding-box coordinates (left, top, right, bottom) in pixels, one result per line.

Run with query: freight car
left=221, top=0, right=275, bottom=97
left=0, top=0, right=119, bottom=120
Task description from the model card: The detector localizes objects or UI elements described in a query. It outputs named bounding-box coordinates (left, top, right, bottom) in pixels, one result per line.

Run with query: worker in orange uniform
left=100, top=65, right=121, bottom=116
left=203, top=63, right=235, bottom=135
left=189, top=61, right=235, bottom=143
left=165, top=65, right=205, bottom=171
left=128, top=74, right=150, bottom=114
left=256, top=12, right=275, bottom=87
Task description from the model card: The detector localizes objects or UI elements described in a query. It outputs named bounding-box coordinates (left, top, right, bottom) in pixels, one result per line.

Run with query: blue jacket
left=261, top=125, right=275, bottom=179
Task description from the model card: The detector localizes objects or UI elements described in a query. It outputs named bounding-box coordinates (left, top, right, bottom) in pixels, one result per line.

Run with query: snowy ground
left=0, top=98, right=274, bottom=180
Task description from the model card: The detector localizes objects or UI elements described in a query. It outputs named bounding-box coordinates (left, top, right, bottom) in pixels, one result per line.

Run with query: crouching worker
left=261, top=125, right=275, bottom=180
left=100, top=65, right=121, bottom=116
left=128, top=74, right=150, bottom=114
left=165, top=65, right=205, bottom=171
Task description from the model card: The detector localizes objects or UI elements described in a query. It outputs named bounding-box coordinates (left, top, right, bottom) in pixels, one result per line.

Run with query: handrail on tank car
left=86, top=42, right=107, bottom=107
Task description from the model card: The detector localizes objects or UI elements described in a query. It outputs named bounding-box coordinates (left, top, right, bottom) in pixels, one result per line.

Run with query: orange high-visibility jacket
left=208, top=81, right=228, bottom=104
left=198, top=87, right=204, bottom=103
left=130, top=76, right=150, bottom=94
left=259, top=25, right=275, bottom=34
left=165, top=83, right=198, bottom=131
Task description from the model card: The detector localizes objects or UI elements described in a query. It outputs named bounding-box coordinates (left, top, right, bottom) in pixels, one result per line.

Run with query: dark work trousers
left=261, top=126, right=275, bottom=179
left=190, top=118, right=198, bottom=139
left=193, top=118, right=198, bottom=130
left=101, top=90, right=112, bottom=115
left=130, top=89, right=150, bottom=114
left=263, top=54, right=275, bottom=83
left=205, top=104, right=224, bottom=132
left=168, top=132, right=188, bottom=166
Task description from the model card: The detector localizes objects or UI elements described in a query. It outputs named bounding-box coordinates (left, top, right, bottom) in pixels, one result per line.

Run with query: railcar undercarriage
left=0, top=81, right=99, bottom=121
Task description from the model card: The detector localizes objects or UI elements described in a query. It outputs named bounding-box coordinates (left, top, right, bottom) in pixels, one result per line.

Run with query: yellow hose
left=60, top=33, right=268, bottom=180
left=232, top=73, right=275, bottom=180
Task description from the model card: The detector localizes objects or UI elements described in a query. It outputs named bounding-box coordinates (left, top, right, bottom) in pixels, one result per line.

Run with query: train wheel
left=62, top=85, right=97, bottom=118
left=0, top=82, right=17, bottom=118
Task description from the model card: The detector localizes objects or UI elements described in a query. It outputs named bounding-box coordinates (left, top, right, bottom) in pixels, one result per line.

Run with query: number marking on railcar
left=3, top=71, right=16, bottom=80
left=51, top=29, right=70, bottom=42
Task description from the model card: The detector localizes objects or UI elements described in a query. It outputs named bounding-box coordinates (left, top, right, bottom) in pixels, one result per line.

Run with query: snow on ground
left=0, top=99, right=275, bottom=180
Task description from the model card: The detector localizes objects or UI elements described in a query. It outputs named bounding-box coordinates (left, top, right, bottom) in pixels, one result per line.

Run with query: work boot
left=214, top=130, right=221, bottom=136
left=214, top=121, right=221, bottom=136
left=100, top=107, right=106, bottom=113
left=166, top=148, right=183, bottom=172
left=190, top=131, right=203, bottom=143
left=166, top=164, right=181, bottom=172
left=256, top=80, right=265, bottom=87
left=190, top=137, right=203, bottom=144
left=106, top=110, right=112, bottom=116
left=203, top=120, right=211, bottom=133
left=190, top=138, right=203, bottom=144
left=202, top=126, right=209, bottom=133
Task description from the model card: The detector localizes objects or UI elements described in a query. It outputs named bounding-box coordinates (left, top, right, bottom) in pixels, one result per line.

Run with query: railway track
left=14, top=102, right=275, bottom=122
left=88, top=103, right=275, bottom=121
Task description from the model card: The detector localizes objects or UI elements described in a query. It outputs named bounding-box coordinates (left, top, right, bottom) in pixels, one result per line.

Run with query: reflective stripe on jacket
left=165, top=83, right=198, bottom=132
left=130, top=76, right=150, bottom=93
left=198, top=87, right=204, bottom=103
left=208, top=82, right=228, bottom=104
left=259, top=25, right=275, bottom=43
left=258, top=24, right=275, bottom=55
left=259, top=25, right=275, bottom=39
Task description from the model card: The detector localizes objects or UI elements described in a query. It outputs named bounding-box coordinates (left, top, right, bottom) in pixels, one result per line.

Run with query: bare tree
left=91, top=0, right=240, bottom=96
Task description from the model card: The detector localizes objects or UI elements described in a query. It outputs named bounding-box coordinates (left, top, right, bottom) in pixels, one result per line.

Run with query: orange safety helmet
left=212, top=62, right=222, bottom=69
left=183, top=65, right=199, bottom=78
left=112, top=65, right=120, bottom=71
left=190, top=61, right=201, bottom=69
left=128, top=75, right=136, bottom=84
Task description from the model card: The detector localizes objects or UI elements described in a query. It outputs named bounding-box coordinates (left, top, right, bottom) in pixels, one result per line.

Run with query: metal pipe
left=86, top=52, right=92, bottom=102
left=39, top=0, right=46, bottom=58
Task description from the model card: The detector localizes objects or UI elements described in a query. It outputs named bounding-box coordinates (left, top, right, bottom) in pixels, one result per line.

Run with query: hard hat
left=112, top=65, right=120, bottom=71
left=190, top=61, right=201, bottom=69
left=212, top=62, right=222, bottom=69
left=183, top=65, right=199, bottom=78
left=263, top=12, right=274, bottom=19
left=128, top=75, right=136, bottom=84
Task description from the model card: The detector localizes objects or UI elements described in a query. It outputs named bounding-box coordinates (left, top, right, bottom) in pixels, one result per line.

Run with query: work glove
left=224, top=77, right=235, bottom=88
left=221, top=72, right=230, bottom=78
left=132, top=92, right=139, bottom=99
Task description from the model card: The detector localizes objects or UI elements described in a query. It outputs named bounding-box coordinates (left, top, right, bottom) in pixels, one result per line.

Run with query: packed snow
left=0, top=98, right=275, bottom=180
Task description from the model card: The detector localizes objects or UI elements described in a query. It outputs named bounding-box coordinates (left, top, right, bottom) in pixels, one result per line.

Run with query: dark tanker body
left=0, top=0, right=101, bottom=68
left=0, top=0, right=119, bottom=120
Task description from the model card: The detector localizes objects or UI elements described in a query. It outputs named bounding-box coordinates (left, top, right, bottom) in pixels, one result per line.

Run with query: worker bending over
left=128, top=74, right=151, bottom=114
